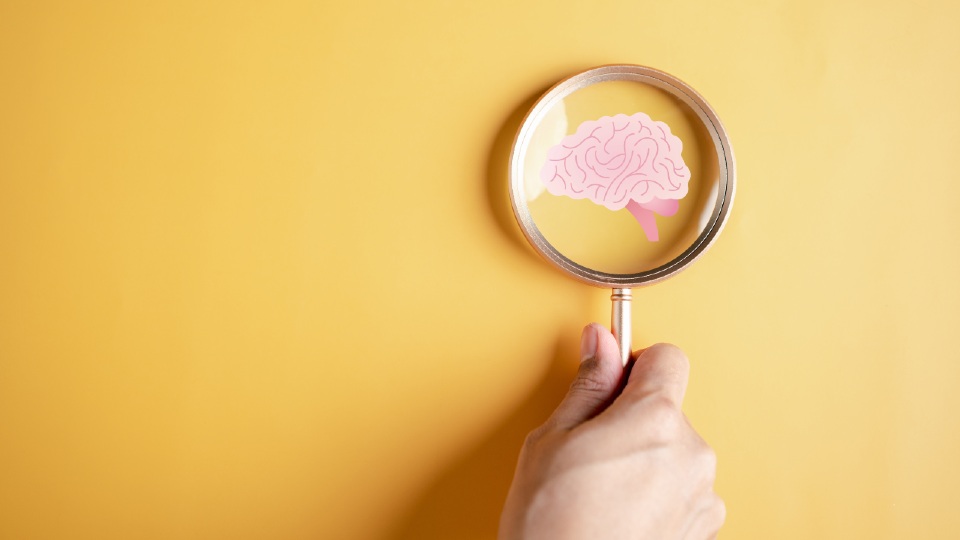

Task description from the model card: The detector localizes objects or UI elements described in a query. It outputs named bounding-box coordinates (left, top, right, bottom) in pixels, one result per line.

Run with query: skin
left=499, top=323, right=725, bottom=540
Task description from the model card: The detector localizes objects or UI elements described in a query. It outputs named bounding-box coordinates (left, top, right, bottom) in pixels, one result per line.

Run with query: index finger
left=622, top=343, right=691, bottom=409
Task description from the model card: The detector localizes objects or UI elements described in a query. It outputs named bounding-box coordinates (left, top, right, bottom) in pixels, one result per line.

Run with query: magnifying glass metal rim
left=508, top=64, right=736, bottom=288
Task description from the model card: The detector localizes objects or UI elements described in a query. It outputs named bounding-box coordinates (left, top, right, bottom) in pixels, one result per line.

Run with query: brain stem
left=625, top=198, right=680, bottom=242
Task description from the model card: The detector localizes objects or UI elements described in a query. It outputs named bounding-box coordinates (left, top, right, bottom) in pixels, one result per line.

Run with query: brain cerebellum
left=540, top=113, right=690, bottom=211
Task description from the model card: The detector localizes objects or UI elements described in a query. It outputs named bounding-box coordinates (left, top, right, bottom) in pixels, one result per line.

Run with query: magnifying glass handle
left=611, top=288, right=632, bottom=366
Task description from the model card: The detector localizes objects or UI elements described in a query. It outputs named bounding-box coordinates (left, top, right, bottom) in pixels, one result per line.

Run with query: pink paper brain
left=540, top=113, right=691, bottom=241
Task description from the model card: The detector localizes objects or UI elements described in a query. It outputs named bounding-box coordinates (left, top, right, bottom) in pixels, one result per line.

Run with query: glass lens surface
left=520, top=79, right=721, bottom=275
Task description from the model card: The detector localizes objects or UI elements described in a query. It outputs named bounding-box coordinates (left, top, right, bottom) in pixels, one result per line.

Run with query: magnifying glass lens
left=521, top=79, right=722, bottom=274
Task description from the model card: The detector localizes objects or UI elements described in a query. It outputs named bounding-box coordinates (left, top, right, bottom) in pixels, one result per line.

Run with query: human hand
left=499, top=323, right=725, bottom=539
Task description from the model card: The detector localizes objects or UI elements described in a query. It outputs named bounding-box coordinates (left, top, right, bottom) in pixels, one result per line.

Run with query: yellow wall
left=1, top=1, right=958, bottom=538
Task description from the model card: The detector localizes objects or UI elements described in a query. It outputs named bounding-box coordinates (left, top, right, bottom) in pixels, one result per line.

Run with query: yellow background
left=1, top=1, right=958, bottom=538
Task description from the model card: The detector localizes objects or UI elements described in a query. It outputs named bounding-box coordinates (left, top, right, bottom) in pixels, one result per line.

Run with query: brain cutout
left=539, top=113, right=691, bottom=241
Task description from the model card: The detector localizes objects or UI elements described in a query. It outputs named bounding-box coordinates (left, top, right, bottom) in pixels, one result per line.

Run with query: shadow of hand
left=390, top=334, right=580, bottom=540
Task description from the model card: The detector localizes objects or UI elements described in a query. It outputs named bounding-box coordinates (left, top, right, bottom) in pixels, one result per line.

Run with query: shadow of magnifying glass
left=484, top=88, right=551, bottom=259
left=386, top=87, right=588, bottom=540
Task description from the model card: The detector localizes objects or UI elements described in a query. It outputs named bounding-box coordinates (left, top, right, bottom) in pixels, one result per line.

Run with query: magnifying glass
left=509, top=65, right=735, bottom=365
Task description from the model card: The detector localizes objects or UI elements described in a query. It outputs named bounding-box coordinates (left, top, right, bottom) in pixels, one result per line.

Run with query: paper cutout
left=540, top=113, right=690, bottom=241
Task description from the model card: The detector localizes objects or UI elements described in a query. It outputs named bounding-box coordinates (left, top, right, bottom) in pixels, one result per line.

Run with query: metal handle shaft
left=611, top=288, right=632, bottom=366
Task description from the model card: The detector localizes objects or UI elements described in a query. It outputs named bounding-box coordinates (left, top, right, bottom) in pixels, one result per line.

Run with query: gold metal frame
left=508, top=64, right=736, bottom=289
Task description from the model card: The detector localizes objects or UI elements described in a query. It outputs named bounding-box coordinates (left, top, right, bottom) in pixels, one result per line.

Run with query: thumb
left=548, top=323, right=625, bottom=430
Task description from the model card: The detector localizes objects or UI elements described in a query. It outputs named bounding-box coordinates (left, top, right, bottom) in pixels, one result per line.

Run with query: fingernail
left=580, top=324, right=598, bottom=363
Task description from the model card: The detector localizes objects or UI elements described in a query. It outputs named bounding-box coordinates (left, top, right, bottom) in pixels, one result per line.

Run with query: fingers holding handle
left=625, top=343, right=691, bottom=409
left=547, top=324, right=626, bottom=431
